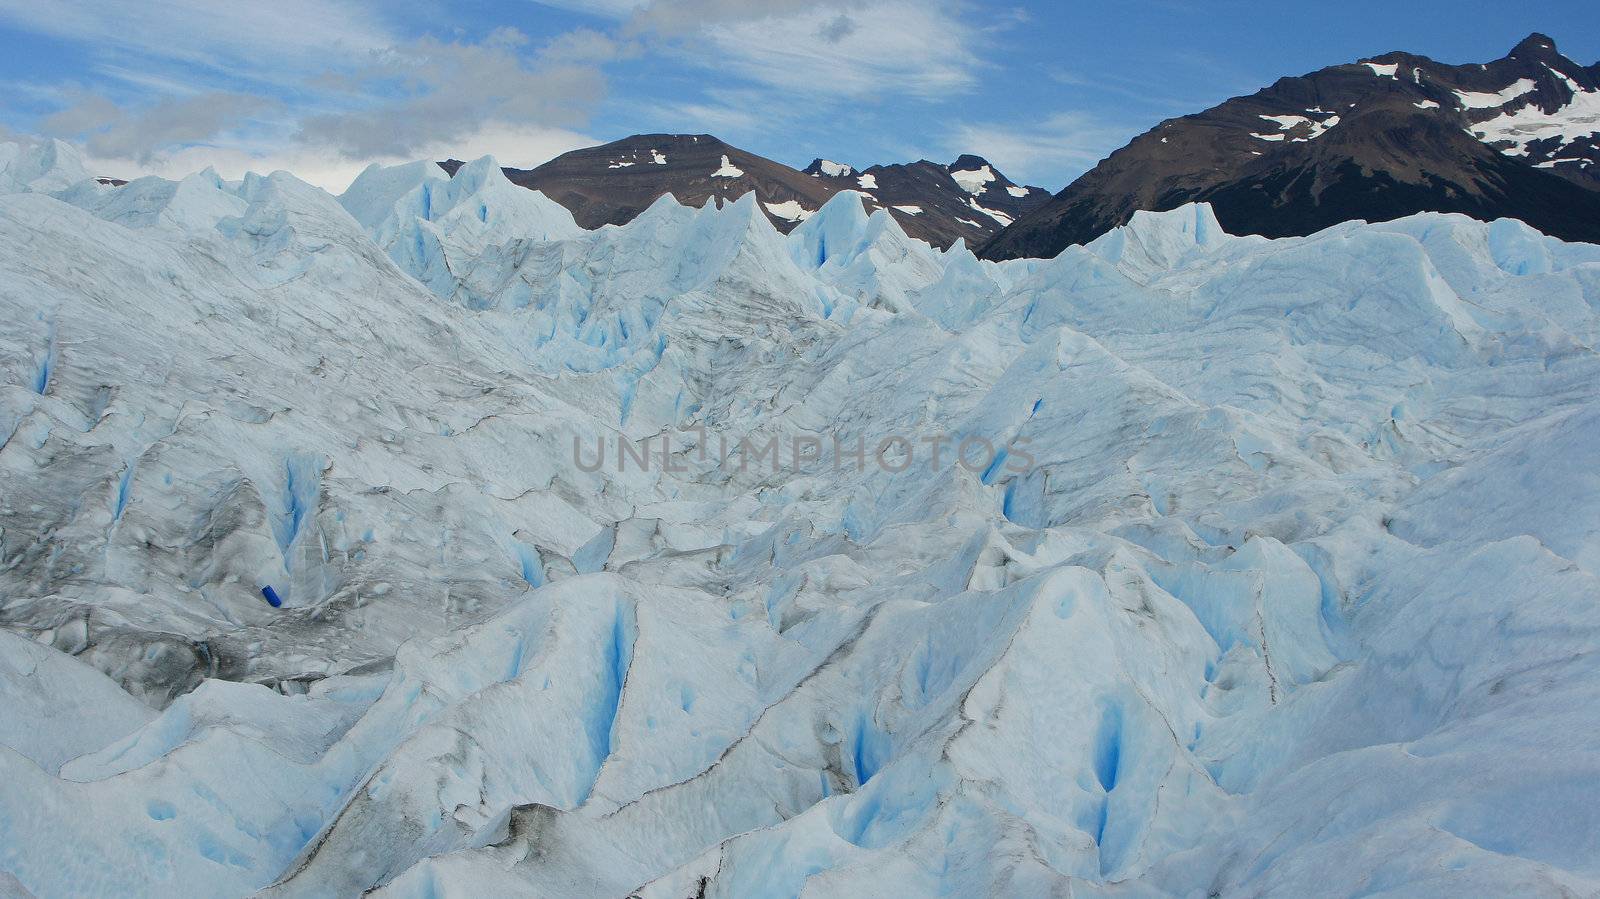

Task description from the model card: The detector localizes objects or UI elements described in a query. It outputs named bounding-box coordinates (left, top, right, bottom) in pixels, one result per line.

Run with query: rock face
left=983, top=33, right=1600, bottom=260
left=441, top=134, right=1051, bottom=250
left=3, top=139, right=1600, bottom=898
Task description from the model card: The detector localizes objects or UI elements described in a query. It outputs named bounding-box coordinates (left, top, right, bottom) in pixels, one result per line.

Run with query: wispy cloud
left=1047, top=58, right=1262, bottom=115
left=674, top=2, right=979, bottom=100
left=538, top=0, right=983, bottom=102
left=944, top=112, right=1137, bottom=187
left=0, top=0, right=396, bottom=84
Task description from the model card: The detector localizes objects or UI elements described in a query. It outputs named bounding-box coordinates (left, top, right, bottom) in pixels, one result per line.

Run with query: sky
left=1, top=1, right=1597, bottom=192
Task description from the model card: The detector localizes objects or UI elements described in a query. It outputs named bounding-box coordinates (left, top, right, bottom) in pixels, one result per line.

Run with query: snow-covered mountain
left=985, top=33, right=1600, bottom=259
left=449, top=133, right=1051, bottom=250
left=3, top=138, right=1600, bottom=898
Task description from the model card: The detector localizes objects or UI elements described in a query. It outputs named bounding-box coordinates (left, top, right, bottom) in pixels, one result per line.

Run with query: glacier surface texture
left=2, top=141, right=1599, bottom=897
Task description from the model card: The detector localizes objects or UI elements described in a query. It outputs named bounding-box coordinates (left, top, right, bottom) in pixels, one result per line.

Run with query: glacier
left=1, top=139, right=1598, bottom=897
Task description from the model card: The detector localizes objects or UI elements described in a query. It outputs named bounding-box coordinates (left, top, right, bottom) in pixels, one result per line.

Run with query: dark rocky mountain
left=802, top=153, right=1052, bottom=247
left=491, top=134, right=836, bottom=231
left=982, top=33, right=1600, bottom=260
left=442, top=134, right=1051, bottom=249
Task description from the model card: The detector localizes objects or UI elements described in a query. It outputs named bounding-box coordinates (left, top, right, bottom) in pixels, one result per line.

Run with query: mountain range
left=985, top=33, right=1600, bottom=258
left=441, top=135, right=1050, bottom=250
left=444, top=33, right=1600, bottom=260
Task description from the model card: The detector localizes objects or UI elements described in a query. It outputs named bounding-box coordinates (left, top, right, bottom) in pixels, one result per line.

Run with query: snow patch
left=967, top=197, right=1012, bottom=226
left=1253, top=113, right=1339, bottom=141
left=1454, top=78, right=1538, bottom=109
left=1469, top=67, right=1600, bottom=156
left=950, top=164, right=995, bottom=195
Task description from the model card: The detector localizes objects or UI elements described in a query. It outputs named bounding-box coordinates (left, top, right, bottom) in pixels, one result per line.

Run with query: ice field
left=1, top=140, right=1598, bottom=896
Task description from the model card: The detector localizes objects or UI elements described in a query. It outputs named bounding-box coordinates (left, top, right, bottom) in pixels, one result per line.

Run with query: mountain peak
left=1509, top=32, right=1561, bottom=59
left=949, top=154, right=993, bottom=171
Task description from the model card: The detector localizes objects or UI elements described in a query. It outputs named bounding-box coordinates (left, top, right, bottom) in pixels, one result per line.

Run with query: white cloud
left=74, top=122, right=597, bottom=193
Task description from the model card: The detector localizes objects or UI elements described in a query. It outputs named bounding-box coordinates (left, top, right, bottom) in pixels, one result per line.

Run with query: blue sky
left=1, top=1, right=1596, bottom=191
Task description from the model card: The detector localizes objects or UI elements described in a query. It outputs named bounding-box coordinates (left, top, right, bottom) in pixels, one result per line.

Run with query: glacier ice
left=1, top=138, right=1599, bottom=897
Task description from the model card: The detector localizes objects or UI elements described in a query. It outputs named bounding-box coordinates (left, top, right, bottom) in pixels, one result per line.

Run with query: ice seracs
left=0, top=138, right=92, bottom=194
left=339, top=155, right=581, bottom=303
left=2, top=135, right=1599, bottom=898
